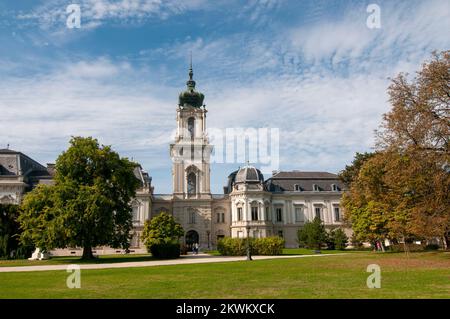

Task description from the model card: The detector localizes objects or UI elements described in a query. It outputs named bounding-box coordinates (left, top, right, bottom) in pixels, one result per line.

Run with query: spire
left=186, top=52, right=196, bottom=90
left=189, top=51, right=193, bottom=80
left=178, top=53, right=205, bottom=107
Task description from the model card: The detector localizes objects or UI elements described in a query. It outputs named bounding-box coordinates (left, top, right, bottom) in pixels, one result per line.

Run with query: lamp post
left=206, top=230, right=210, bottom=249
left=246, top=225, right=252, bottom=261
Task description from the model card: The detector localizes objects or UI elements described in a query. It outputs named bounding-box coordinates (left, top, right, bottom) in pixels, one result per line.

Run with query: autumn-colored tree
left=343, top=51, right=450, bottom=249
left=339, top=152, right=375, bottom=187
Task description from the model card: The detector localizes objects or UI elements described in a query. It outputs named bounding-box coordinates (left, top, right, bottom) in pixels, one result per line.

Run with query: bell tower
left=170, top=61, right=212, bottom=199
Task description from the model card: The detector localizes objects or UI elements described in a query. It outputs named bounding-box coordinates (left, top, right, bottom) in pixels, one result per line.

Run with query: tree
left=329, top=228, right=349, bottom=250
left=377, top=50, right=450, bottom=248
left=342, top=51, right=450, bottom=250
left=339, top=152, right=375, bottom=187
left=19, top=136, right=140, bottom=259
left=297, top=217, right=328, bottom=250
left=0, top=204, right=33, bottom=259
left=142, top=212, right=184, bottom=258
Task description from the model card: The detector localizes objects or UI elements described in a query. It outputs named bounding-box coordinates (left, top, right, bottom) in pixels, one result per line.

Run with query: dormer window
left=313, top=184, right=320, bottom=192
left=294, top=184, right=301, bottom=191
left=332, top=184, right=339, bottom=191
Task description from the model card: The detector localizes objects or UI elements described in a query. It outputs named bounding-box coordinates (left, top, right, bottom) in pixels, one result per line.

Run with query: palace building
left=0, top=65, right=349, bottom=255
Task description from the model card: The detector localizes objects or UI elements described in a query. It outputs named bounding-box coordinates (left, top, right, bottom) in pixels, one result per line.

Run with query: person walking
left=194, top=242, right=199, bottom=255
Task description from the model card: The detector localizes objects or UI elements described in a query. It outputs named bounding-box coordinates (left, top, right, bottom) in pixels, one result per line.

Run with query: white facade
left=0, top=66, right=351, bottom=255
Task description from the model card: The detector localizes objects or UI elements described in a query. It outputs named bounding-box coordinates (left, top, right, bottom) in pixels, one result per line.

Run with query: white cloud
left=1, top=0, right=448, bottom=193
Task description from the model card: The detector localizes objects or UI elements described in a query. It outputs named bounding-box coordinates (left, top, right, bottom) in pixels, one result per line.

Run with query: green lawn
left=0, top=251, right=448, bottom=298
left=0, top=254, right=155, bottom=267
left=0, top=248, right=352, bottom=267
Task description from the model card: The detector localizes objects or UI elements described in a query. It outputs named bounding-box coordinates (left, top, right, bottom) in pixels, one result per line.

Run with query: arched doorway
left=185, top=230, right=199, bottom=251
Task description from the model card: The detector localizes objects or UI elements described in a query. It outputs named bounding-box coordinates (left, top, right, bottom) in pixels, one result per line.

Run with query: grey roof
left=272, top=171, right=339, bottom=179
left=0, top=149, right=20, bottom=154
left=266, top=171, right=344, bottom=192
left=235, top=166, right=264, bottom=184
left=132, top=165, right=152, bottom=188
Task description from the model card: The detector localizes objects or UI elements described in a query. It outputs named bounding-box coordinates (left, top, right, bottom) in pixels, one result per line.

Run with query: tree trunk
left=442, top=236, right=448, bottom=250
left=82, top=245, right=94, bottom=260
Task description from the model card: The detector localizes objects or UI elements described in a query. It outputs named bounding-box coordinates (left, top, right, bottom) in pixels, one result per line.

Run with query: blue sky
left=0, top=0, right=449, bottom=193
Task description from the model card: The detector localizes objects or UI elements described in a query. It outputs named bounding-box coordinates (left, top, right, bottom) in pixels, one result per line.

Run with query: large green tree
left=19, top=137, right=140, bottom=259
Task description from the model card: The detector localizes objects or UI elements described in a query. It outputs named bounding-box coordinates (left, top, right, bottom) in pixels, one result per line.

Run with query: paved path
left=0, top=253, right=349, bottom=273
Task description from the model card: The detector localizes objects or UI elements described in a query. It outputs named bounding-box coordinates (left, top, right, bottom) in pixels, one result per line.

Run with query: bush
left=217, top=237, right=246, bottom=256
left=180, top=243, right=189, bottom=255
left=142, top=212, right=184, bottom=259
left=297, top=217, right=327, bottom=250
left=252, top=237, right=285, bottom=255
left=328, top=228, right=348, bottom=250
left=149, top=242, right=181, bottom=259
left=424, top=244, right=439, bottom=251
left=217, top=236, right=285, bottom=256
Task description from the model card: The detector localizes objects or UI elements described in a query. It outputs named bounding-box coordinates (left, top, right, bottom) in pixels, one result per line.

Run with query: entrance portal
left=185, top=230, right=199, bottom=251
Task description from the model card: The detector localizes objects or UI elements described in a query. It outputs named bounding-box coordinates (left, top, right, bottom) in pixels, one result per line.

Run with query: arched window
left=237, top=207, right=243, bottom=221
left=187, top=117, right=195, bottom=139
left=187, top=172, right=196, bottom=195
left=251, top=205, right=258, bottom=221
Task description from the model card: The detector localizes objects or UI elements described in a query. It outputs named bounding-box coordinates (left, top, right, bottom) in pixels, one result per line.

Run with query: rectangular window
left=189, top=211, right=196, bottom=224
left=276, top=208, right=283, bottom=222
left=237, top=207, right=242, bottom=221
left=334, top=207, right=340, bottom=222
left=132, top=206, right=139, bottom=221
left=265, top=206, right=270, bottom=221
left=251, top=206, right=258, bottom=221
left=315, top=207, right=321, bottom=220
left=216, top=212, right=225, bottom=223
left=295, top=207, right=304, bottom=222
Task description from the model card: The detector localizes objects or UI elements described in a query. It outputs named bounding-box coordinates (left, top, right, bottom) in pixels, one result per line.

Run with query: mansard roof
left=271, top=171, right=339, bottom=179
left=265, top=171, right=345, bottom=192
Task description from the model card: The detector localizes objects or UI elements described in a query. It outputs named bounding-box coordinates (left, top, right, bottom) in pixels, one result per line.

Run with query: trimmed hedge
left=149, top=242, right=181, bottom=259
left=217, top=236, right=285, bottom=256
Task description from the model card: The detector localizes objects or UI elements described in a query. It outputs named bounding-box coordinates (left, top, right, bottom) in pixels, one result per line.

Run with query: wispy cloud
left=0, top=0, right=448, bottom=193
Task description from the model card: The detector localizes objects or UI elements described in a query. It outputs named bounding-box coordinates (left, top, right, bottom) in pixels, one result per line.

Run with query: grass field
left=0, top=248, right=350, bottom=267
left=0, top=251, right=448, bottom=298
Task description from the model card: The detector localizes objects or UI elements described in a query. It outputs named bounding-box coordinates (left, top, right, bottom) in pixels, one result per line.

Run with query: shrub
left=297, top=217, right=327, bottom=250
left=252, top=237, right=285, bottom=255
left=217, top=237, right=246, bottom=256
left=180, top=243, right=189, bottom=255
left=142, top=212, right=184, bottom=259
left=150, top=242, right=181, bottom=259
left=328, top=228, right=348, bottom=250
left=217, top=236, right=285, bottom=256
left=424, top=244, right=439, bottom=251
